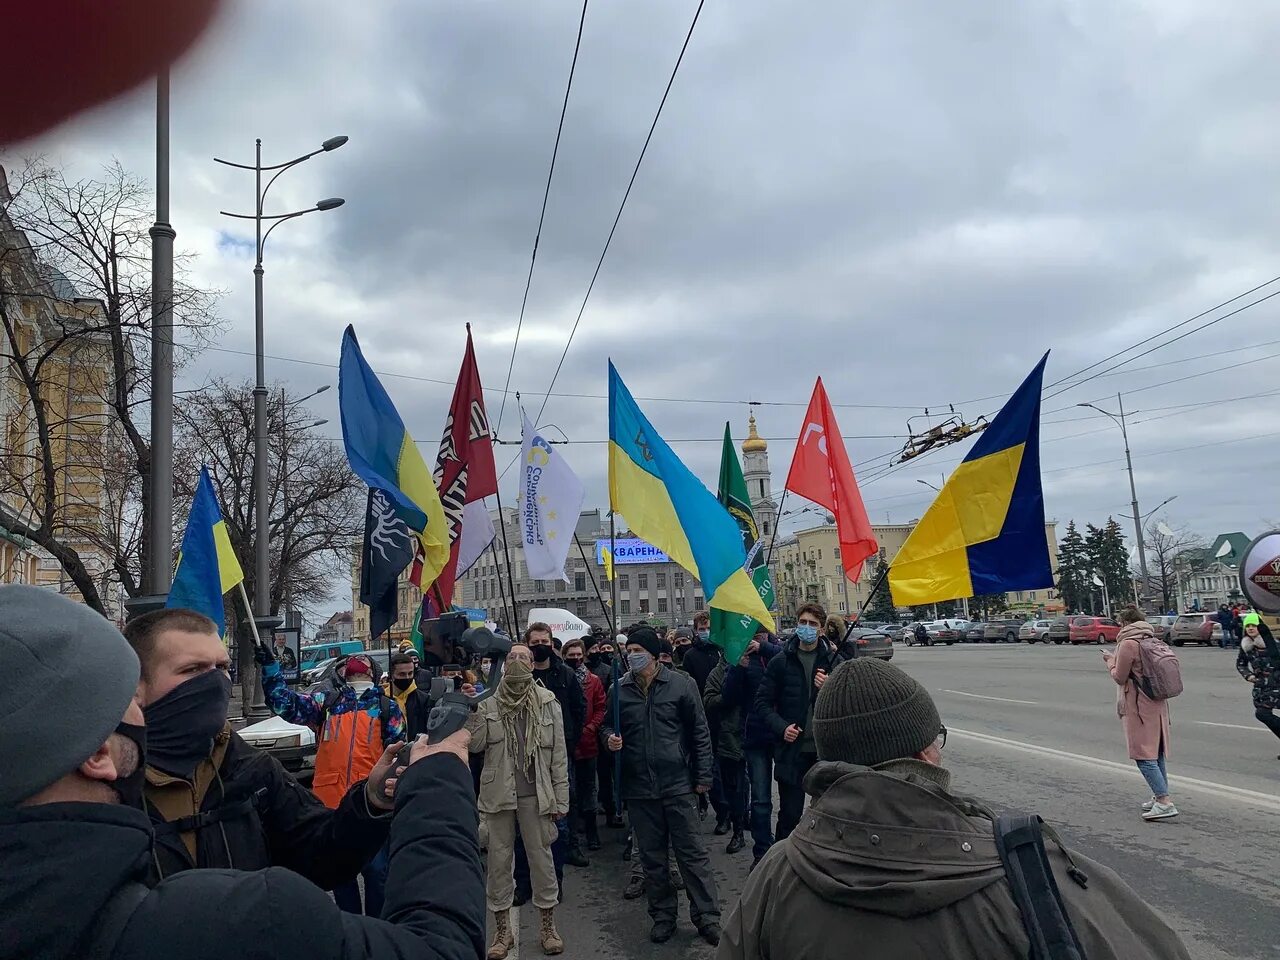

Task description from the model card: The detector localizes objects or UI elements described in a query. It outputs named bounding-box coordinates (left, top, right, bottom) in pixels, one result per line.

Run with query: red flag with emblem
left=784, top=377, right=878, bottom=583
left=411, top=325, right=497, bottom=607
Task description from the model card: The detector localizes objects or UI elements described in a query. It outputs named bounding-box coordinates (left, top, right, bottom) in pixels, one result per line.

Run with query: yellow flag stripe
left=397, top=430, right=450, bottom=588
left=212, top=519, right=244, bottom=592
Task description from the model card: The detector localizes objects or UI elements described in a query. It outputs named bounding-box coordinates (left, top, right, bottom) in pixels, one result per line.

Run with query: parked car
left=904, top=622, right=931, bottom=646
left=875, top=624, right=902, bottom=638
left=1169, top=613, right=1223, bottom=647
left=1046, top=617, right=1071, bottom=644
left=1019, top=619, right=1053, bottom=643
left=239, top=714, right=315, bottom=784
left=924, top=621, right=957, bottom=645
left=844, top=628, right=894, bottom=660
left=1068, top=616, right=1121, bottom=645
left=983, top=618, right=1024, bottom=643
left=958, top=620, right=983, bottom=642
left=1147, top=615, right=1178, bottom=644
left=299, top=639, right=363, bottom=671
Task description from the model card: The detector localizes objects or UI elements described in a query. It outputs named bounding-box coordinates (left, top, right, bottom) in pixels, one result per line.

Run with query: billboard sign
left=594, top=538, right=670, bottom=566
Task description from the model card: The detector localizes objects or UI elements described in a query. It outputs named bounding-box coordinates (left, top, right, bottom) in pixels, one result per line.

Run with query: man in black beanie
left=719, top=658, right=1191, bottom=960
left=603, top=626, right=720, bottom=946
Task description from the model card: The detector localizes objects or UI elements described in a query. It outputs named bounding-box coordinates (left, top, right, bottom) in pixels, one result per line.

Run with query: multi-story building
left=1174, top=532, right=1251, bottom=612
left=316, top=610, right=355, bottom=644
left=776, top=520, right=1061, bottom=622
left=0, top=166, right=118, bottom=610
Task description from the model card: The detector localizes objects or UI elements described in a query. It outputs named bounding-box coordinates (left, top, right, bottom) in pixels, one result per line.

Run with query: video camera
left=418, top=621, right=511, bottom=743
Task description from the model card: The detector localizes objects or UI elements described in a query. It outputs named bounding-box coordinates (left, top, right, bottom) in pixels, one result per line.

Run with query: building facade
left=316, top=610, right=355, bottom=644
left=1174, top=532, right=1250, bottom=613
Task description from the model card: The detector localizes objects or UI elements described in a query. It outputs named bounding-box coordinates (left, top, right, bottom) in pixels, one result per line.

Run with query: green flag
left=710, top=422, right=777, bottom=663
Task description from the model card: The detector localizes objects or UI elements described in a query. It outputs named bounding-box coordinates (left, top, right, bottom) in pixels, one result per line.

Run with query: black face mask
left=565, top=658, right=584, bottom=670
left=142, top=670, right=232, bottom=779
left=392, top=677, right=414, bottom=692
left=111, top=721, right=147, bottom=809
left=532, top=644, right=552, bottom=664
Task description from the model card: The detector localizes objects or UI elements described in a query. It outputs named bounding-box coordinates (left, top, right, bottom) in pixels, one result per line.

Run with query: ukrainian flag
left=889, top=353, right=1053, bottom=605
left=608, top=363, right=775, bottom=631
left=339, top=326, right=449, bottom=589
left=167, top=467, right=244, bottom=635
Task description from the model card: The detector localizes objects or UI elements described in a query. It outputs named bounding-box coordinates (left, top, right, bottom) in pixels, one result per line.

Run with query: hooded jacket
left=719, top=759, right=1190, bottom=960
left=0, top=754, right=485, bottom=960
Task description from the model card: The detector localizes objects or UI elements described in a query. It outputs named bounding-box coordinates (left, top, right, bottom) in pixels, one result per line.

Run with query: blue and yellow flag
left=339, top=325, right=449, bottom=590
left=889, top=353, right=1052, bottom=605
left=608, top=363, right=775, bottom=632
left=167, top=466, right=244, bottom=635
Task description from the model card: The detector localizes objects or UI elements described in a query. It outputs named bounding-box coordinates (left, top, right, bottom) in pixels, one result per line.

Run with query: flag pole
left=841, top=563, right=892, bottom=655
left=576, top=534, right=615, bottom=635
left=492, top=481, right=522, bottom=635
left=237, top=581, right=263, bottom=646
left=488, top=538, right=514, bottom=636
left=765, top=487, right=789, bottom=566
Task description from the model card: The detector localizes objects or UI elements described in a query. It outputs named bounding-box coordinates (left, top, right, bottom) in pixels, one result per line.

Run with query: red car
left=1068, top=616, right=1121, bottom=644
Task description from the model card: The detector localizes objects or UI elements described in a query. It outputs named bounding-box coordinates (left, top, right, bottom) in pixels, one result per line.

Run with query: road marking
left=942, top=689, right=1038, bottom=705
left=949, top=726, right=1280, bottom=813
left=1196, top=721, right=1270, bottom=732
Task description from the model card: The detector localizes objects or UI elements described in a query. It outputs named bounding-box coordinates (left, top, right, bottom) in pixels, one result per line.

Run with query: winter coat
left=721, top=638, right=781, bottom=751
left=0, top=754, right=486, bottom=960
left=602, top=664, right=714, bottom=801
left=264, top=664, right=404, bottom=808
left=680, top=637, right=723, bottom=694
left=1107, top=622, right=1172, bottom=761
left=703, top=660, right=743, bottom=762
left=1237, top=629, right=1280, bottom=711
left=754, top=637, right=842, bottom=784
left=533, top=652, right=587, bottom=757
left=719, top=759, right=1191, bottom=960
left=576, top=670, right=606, bottom=760
left=144, top=723, right=387, bottom=887
left=466, top=687, right=570, bottom=819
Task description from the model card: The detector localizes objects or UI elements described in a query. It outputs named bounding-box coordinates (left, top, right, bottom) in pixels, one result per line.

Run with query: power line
left=532, top=0, right=707, bottom=426
left=495, top=0, right=590, bottom=440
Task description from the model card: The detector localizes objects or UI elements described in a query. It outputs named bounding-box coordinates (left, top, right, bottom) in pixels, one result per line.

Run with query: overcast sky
left=14, top=0, right=1280, bottom=619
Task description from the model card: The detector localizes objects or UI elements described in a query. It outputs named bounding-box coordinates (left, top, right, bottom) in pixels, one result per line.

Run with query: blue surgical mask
left=796, top=624, right=819, bottom=644
left=697, top=629, right=710, bottom=642
left=627, top=651, right=653, bottom=672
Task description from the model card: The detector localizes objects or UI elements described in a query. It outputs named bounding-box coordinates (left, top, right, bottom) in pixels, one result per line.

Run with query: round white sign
left=1239, top=530, right=1280, bottom=613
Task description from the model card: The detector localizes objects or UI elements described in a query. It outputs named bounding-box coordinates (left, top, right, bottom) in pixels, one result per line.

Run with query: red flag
left=785, top=377, right=878, bottom=582
left=411, top=325, right=497, bottom=606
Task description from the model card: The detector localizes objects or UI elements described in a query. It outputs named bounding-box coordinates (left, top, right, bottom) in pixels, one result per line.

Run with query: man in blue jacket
left=720, top=625, right=781, bottom=869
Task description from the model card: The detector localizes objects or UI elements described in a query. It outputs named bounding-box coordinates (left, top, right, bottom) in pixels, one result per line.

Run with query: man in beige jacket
left=468, top=644, right=570, bottom=958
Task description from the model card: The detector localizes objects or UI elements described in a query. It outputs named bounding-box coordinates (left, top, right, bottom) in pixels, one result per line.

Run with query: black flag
left=361, top=487, right=416, bottom=641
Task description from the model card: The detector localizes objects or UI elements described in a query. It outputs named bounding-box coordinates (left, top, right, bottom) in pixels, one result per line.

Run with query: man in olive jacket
left=604, top=626, right=720, bottom=947
left=719, top=658, right=1191, bottom=960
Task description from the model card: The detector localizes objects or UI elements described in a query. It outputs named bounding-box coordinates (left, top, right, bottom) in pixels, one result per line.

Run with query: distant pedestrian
left=1236, top=613, right=1280, bottom=754
left=1217, top=604, right=1234, bottom=649
left=1102, top=607, right=1177, bottom=820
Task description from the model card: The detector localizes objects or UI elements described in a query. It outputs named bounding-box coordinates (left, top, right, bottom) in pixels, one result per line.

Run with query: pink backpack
left=1134, top=632, right=1183, bottom=700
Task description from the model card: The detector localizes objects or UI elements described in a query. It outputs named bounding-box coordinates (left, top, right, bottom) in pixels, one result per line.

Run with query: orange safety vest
left=312, top=707, right=385, bottom=809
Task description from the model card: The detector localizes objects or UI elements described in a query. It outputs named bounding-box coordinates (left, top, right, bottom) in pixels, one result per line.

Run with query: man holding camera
left=0, top=585, right=485, bottom=960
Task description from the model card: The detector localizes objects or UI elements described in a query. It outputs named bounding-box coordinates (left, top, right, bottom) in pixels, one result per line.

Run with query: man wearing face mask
left=679, top=612, right=723, bottom=695
left=0, top=585, right=487, bottom=960
left=754, top=602, right=840, bottom=843
left=124, top=609, right=392, bottom=893
left=603, top=626, right=720, bottom=946
left=588, top=634, right=625, bottom=827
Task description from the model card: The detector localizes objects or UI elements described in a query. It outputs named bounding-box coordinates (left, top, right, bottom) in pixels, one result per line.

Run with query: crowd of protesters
left=0, top=586, right=1202, bottom=960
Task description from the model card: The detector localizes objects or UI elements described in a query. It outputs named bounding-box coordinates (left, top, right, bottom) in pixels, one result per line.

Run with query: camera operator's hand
left=253, top=639, right=276, bottom=667
left=461, top=682, right=477, bottom=697
left=409, top=728, right=471, bottom=767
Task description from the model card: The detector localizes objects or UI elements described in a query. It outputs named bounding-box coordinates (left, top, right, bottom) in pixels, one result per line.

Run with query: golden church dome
left=742, top=414, right=767, bottom=453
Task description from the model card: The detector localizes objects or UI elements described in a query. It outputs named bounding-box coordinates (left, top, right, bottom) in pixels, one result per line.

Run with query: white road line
left=949, top=726, right=1280, bottom=814
left=1196, top=721, right=1270, bottom=732
left=942, top=689, right=1039, bottom=705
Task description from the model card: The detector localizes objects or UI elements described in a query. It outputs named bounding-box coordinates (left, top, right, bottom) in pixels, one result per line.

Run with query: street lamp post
left=278, top=385, right=329, bottom=630
left=215, top=135, right=346, bottom=717
left=1078, top=395, right=1150, bottom=606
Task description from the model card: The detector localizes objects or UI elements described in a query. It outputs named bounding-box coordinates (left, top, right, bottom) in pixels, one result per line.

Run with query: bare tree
left=1143, top=518, right=1205, bottom=613
left=0, top=158, right=222, bottom=608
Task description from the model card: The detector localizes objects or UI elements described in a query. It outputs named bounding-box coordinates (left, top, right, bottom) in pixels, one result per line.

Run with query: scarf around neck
left=496, top=660, right=543, bottom=773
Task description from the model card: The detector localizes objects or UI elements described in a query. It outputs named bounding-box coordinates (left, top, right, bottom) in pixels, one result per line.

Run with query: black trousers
left=719, top=756, right=747, bottom=830
left=1256, top=706, right=1280, bottom=741
left=775, top=752, right=819, bottom=842
left=598, top=750, right=617, bottom=817
left=629, top=794, right=720, bottom=927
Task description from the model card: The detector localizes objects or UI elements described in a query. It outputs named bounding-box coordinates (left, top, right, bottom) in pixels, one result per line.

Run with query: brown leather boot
left=487, top=910, right=513, bottom=960
left=539, top=906, right=564, bottom=955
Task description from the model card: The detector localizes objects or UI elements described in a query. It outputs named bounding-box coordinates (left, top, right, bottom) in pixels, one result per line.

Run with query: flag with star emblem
left=519, top=413, right=585, bottom=582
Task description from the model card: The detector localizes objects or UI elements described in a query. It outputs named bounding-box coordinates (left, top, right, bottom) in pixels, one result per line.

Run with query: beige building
left=775, top=520, right=1061, bottom=622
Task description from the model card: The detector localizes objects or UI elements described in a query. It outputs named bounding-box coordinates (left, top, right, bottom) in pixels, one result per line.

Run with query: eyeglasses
left=935, top=725, right=947, bottom=751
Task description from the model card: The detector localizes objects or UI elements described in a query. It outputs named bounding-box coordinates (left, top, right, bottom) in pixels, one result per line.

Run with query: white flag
left=519, top=414, right=585, bottom=582
left=456, top=499, right=495, bottom=577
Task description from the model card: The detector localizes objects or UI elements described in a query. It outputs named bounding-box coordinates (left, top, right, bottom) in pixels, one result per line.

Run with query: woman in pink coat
left=1102, top=607, right=1178, bottom=821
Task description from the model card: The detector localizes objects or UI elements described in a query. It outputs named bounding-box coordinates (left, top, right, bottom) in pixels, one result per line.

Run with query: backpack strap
left=84, top=882, right=149, bottom=960
left=993, top=813, right=1087, bottom=960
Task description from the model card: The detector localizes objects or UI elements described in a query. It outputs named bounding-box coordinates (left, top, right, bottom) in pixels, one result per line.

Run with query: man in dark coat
left=720, top=626, right=781, bottom=866
left=753, top=603, right=840, bottom=843
left=124, top=608, right=389, bottom=886
left=722, top=657, right=1191, bottom=960
left=0, top=585, right=486, bottom=960
left=603, top=626, right=721, bottom=946
left=680, top=611, right=723, bottom=693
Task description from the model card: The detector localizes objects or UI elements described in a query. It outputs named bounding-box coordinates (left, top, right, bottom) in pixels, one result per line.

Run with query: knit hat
left=627, top=626, right=662, bottom=658
left=812, top=658, right=942, bottom=766
left=0, top=586, right=140, bottom=806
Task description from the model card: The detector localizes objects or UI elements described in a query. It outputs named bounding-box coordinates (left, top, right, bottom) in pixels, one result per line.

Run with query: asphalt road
left=495, top=642, right=1279, bottom=960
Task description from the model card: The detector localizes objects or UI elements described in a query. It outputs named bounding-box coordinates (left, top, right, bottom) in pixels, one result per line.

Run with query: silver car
left=1018, top=619, right=1053, bottom=643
